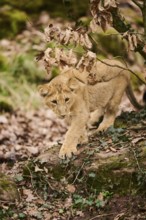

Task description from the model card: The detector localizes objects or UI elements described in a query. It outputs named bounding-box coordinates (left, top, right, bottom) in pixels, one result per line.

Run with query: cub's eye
left=65, top=98, right=70, bottom=102
left=51, top=100, right=57, bottom=104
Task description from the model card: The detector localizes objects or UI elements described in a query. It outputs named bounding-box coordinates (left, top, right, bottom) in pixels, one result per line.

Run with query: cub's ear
left=38, top=84, right=49, bottom=97
left=68, top=77, right=85, bottom=91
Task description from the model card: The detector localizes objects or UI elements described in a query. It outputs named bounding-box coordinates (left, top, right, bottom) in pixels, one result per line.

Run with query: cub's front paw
left=79, top=135, right=88, bottom=144
left=89, top=126, right=106, bottom=136
left=59, top=145, right=77, bottom=159
left=97, top=123, right=112, bottom=132
left=97, top=126, right=106, bottom=132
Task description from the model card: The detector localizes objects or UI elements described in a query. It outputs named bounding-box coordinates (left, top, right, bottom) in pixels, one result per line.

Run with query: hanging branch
left=110, top=7, right=146, bottom=59
left=142, top=0, right=146, bottom=42
left=132, top=0, right=143, bottom=9
left=90, top=0, right=146, bottom=59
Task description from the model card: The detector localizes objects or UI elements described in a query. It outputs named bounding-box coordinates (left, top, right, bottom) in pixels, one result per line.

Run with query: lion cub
left=38, top=60, right=133, bottom=159
left=39, top=60, right=146, bottom=159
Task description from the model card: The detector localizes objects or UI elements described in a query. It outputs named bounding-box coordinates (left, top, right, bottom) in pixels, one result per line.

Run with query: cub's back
left=87, top=73, right=129, bottom=112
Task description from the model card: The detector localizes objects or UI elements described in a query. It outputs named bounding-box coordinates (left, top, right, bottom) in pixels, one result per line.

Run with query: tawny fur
left=38, top=60, right=140, bottom=159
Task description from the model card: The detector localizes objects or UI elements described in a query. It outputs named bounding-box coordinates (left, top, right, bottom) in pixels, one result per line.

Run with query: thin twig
left=101, top=32, right=145, bottom=36
left=113, top=140, right=129, bottom=147
left=90, top=35, right=146, bottom=81
left=89, top=35, right=146, bottom=85
left=73, top=34, right=146, bottom=85
left=25, top=165, right=45, bottom=202
left=89, top=213, right=115, bottom=220
left=127, top=126, right=146, bottom=131
left=130, top=146, right=144, bottom=174
left=96, top=57, right=146, bottom=85
left=72, top=162, right=85, bottom=184
left=0, top=200, right=15, bottom=204
left=132, top=0, right=143, bottom=9
left=44, top=178, right=56, bottom=191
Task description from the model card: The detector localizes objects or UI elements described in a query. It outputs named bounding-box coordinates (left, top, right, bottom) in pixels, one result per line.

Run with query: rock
left=36, top=143, right=146, bottom=195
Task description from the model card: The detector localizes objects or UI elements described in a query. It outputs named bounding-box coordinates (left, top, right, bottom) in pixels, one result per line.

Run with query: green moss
left=139, top=146, right=146, bottom=159
left=114, top=119, right=127, bottom=128
left=51, top=165, right=66, bottom=180
left=97, top=33, right=127, bottom=57
left=0, top=5, right=27, bottom=38
left=86, top=167, right=145, bottom=195
left=0, top=179, right=13, bottom=190
left=0, top=54, right=8, bottom=71
left=0, top=99, right=13, bottom=113
left=0, top=173, right=19, bottom=201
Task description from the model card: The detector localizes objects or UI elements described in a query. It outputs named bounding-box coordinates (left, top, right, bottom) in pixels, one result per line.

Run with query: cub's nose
left=60, top=115, right=65, bottom=119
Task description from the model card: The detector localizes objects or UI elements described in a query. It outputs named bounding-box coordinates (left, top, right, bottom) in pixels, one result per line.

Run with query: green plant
left=0, top=53, right=46, bottom=110
left=72, top=190, right=112, bottom=210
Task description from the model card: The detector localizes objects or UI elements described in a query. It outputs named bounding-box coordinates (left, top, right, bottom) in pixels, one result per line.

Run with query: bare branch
left=110, top=7, right=146, bottom=59
left=132, top=0, right=143, bottom=9
left=89, top=34, right=146, bottom=85
left=128, top=126, right=146, bottom=131
left=96, top=57, right=146, bottom=85
left=142, top=0, right=146, bottom=42
left=89, top=213, right=116, bottom=220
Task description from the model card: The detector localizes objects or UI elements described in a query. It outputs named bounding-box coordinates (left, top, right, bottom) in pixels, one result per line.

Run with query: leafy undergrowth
left=0, top=108, right=146, bottom=220
left=0, top=13, right=72, bottom=112
left=0, top=45, right=46, bottom=111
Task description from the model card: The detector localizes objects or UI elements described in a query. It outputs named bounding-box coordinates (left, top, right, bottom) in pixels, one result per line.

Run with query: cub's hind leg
left=97, top=105, right=117, bottom=132
left=88, top=107, right=104, bottom=128
left=97, top=77, right=128, bottom=132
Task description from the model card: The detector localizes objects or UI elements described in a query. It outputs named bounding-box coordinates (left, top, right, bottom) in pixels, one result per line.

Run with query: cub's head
left=38, top=77, right=85, bottom=118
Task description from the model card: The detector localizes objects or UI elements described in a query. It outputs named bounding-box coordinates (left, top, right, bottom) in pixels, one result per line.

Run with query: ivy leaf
left=89, top=172, right=96, bottom=178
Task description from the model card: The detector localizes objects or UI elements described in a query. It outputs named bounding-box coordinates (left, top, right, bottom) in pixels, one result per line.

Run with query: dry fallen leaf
left=35, top=165, right=43, bottom=172
left=109, top=147, right=117, bottom=152
left=64, top=197, right=73, bottom=208
left=76, top=210, right=84, bottom=217
left=131, top=137, right=144, bottom=144
left=26, top=146, right=39, bottom=155
left=0, top=115, right=8, bottom=124
left=43, top=212, right=52, bottom=220
left=97, top=192, right=104, bottom=201
left=66, top=184, right=76, bottom=193
left=25, top=205, right=40, bottom=217
left=23, top=189, right=37, bottom=202
left=114, top=212, right=125, bottom=220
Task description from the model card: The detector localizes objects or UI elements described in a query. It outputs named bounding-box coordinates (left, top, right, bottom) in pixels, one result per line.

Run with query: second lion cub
left=39, top=60, right=142, bottom=159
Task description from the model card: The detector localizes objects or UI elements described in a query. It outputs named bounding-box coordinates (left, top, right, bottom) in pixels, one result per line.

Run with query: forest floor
left=0, top=105, right=146, bottom=220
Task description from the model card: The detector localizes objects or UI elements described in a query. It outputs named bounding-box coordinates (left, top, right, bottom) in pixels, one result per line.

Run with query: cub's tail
left=143, top=89, right=146, bottom=104
left=126, top=84, right=146, bottom=110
